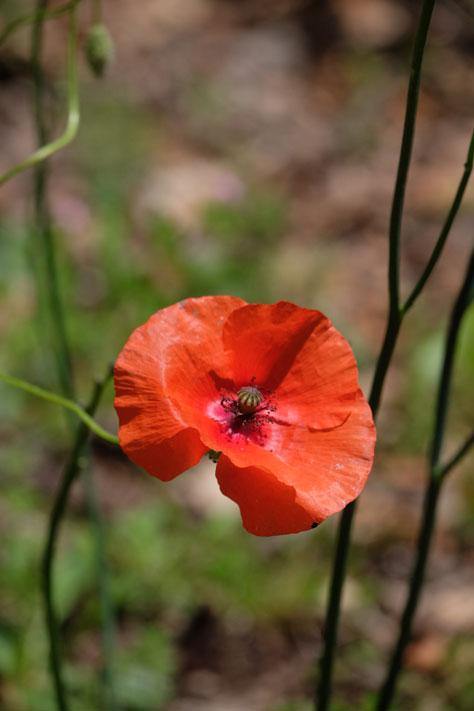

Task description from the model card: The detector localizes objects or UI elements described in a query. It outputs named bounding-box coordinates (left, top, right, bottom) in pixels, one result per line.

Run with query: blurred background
left=0, top=1, right=473, bottom=709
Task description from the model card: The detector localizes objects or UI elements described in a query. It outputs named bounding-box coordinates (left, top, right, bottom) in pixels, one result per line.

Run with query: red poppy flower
left=114, top=296, right=375, bottom=536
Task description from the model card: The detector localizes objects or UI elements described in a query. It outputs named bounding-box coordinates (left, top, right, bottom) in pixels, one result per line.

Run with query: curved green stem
left=316, top=3, right=436, bottom=709
left=403, top=129, right=474, bottom=314
left=42, top=370, right=112, bottom=711
left=375, top=246, right=474, bottom=711
left=0, top=371, right=119, bottom=445
left=0, top=0, right=80, bottom=189
left=0, top=1, right=76, bottom=48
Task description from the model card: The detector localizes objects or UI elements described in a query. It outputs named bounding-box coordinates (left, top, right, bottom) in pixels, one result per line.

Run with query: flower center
left=218, top=378, right=277, bottom=446
left=237, top=385, right=263, bottom=414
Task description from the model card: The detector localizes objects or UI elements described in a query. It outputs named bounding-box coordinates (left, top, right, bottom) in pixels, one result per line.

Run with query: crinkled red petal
left=216, top=456, right=315, bottom=536
left=222, top=301, right=360, bottom=430
left=214, top=390, right=375, bottom=535
left=114, top=295, right=245, bottom=480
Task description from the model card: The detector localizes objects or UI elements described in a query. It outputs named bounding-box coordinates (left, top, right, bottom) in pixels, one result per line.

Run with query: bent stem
left=0, top=371, right=119, bottom=445
left=0, top=0, right=80, bottom=189
left=42, top=370, right=112, bottom=711
left=375, top=246, right=474, bottom=711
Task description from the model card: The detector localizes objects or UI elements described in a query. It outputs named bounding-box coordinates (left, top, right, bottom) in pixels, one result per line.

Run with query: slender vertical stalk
left=388, top=0, right=437, bottom=314
left=31, top=0, right=75, bottom=399
left=317, top=315, right=401, bottom=710
left=42, top=371, right=112, bottom=711
left=81, top=462, right=117, bottom=710
left=375, top=246, right=474, bottom=711
left=316, top=3, right=436, bottom=709
left=429, top=249, right=474, bottom=470
left=30, top=5, right=116, bottom=708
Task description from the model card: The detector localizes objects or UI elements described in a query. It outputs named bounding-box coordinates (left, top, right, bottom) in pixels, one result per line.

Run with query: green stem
left=0, top=371, right=119, bottom=445
left=30, top=0, right=77, bottom=399
left=439, top=429, right=474, bottom=479
left=403, top=129, right=474, bottom=314
left=26, top=5, right=118, bottom=707
left=375, top=245, right=474, bottom=711
left=430, top=249, right=474, bottom=470
left=81, top=464, right=117, bottom=710
left=0, top=0, right=80, bottom=189
left=317, top=498, right=356, bottom=709
left=0, top=1, right=76, bottom=48
left=375, top=476, right=441, bottom=711
left=317, top=312, right=401, bottom=710
left=388, top=0, right=436, bottom=315
left=316, top=4, right=436, bottom=709
left=42, top=370, right=112, bottom=711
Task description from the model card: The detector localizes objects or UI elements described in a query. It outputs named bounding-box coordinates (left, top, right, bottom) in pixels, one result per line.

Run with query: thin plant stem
left=19, top=3, right=117, bottom=708
left=317, top=315, right=401, bottom=709
left=375, top=246, right=474, bottom=711
left=430, top=249, right=474, bottom=470
left=403, top=128, right=474, bottom=314
left=42, top=370, right=112, bottom=711
left=26, top=4, right=118, bottom=708
left=81, top=462, right=117, bottom=710
left=318, top=91, right=473, bottom=711
left=316, top=3, right=437, bottom=709
left=316, top=498, right=356, bottom=709
left=439, top=429, right=474, bottom=478
left=375, top=475, right=440, bottom=711
left=387, top=0, right=436, bottom=317
left=0, top=1, right=76, bottom=48
left=29, top=0, right=80, bottom=399
left=0, top=0, right=80, bottom=189
left=0, top=371, right=119, bottom=445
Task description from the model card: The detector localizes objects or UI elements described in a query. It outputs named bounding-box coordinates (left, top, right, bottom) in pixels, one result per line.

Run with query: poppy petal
left=274, top=313, right=362, bottom=430
left=114, top=295, right=245, bottom=480
left=265, top=390, right=375, bottom=519
left=214, top=391, right=375, bottom=535
left=216, top=456, right=316, bottom=536
left=222, top=301, right=360, bottom=430
left=222, top=301, right=322, bottom=389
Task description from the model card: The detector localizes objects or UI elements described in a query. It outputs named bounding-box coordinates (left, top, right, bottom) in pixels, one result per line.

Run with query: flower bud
left=85, top=24, right=114, bottom=77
